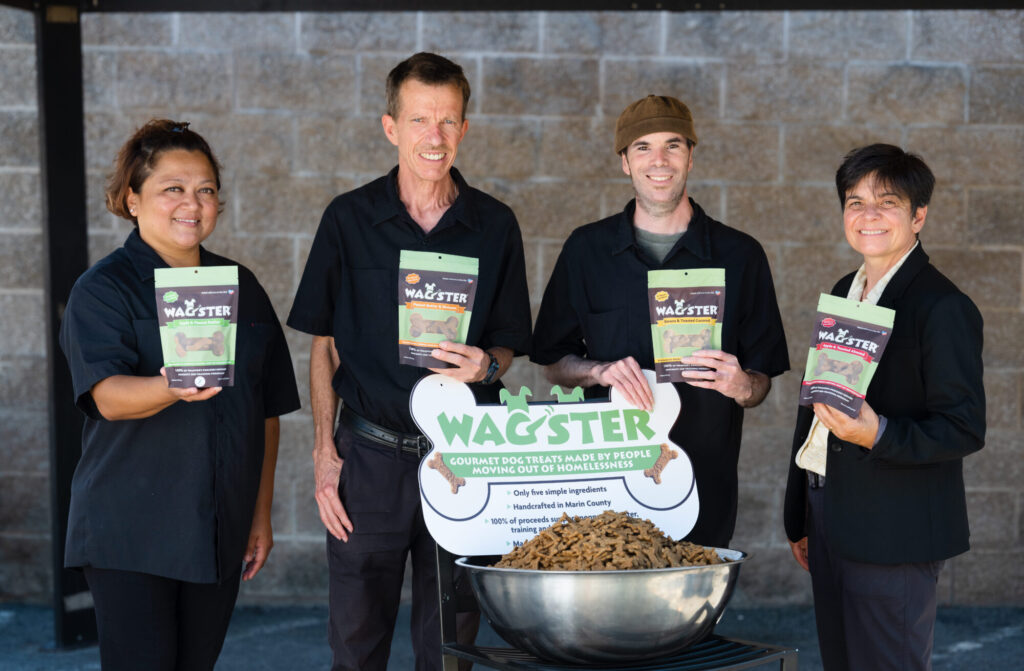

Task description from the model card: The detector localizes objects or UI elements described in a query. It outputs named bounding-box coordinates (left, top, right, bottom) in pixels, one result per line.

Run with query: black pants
left=328, top=422, right=477, bottom=671
left=83, top=565, right=241, bottom=671
left=807, top=485, right=943, bottom=671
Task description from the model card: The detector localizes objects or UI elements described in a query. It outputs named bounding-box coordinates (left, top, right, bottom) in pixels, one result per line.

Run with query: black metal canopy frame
left=3, top=0, right=1015, bottom=652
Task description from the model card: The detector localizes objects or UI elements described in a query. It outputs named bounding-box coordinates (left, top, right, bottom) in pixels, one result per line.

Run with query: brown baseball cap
left=614, top=95, right=698, bottom=154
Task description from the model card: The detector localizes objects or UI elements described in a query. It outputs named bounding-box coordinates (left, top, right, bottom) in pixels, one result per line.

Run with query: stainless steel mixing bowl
left=456, top=549, right=747, bottom=664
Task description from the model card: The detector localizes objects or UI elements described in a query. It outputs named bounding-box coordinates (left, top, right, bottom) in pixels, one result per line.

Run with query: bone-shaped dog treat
left=174, top=331, right=225, bottom=357
left=427, top=452, right=466, bottom=494
left=813, top=352, right=863, bottom=384
left=409, top=313, right=460, bottom=340
left=662, top=327, right=711, bottom=353
left=643, top=443, right=678, bottom=484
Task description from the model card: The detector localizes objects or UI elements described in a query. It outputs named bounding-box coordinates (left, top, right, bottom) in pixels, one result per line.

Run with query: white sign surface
left=411, top=370, right=699, bottom=555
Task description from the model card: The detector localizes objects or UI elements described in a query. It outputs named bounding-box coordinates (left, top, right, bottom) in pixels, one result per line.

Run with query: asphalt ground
left=2, top=603, right=1022, bottom=670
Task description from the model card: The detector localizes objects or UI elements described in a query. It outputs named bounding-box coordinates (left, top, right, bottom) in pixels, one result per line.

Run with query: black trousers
left=328, top=422, right=477, bottom=671
left=83, top=565, right=241, bottom=671
left=807, top=485, right=943, bottom=671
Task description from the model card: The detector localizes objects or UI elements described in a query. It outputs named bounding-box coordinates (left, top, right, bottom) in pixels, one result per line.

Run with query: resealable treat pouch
left=799, top=293, right=895, bottom=417
left=155, top=265, right=238, bottom=388
left=648, top=268, right=725, bottom=383
left=398, top=250, right=478, bottom=368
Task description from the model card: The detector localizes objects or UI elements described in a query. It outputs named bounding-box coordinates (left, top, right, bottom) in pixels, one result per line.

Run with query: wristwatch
left=481, top=351, right=500, bottom=385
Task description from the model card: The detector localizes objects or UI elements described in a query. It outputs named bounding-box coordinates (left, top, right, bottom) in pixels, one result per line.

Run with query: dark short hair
left=835, top=143, right=935, bottom=213
left=105, top=119, right=222, bottom=223
left=385, top=52, right=471, bottom=120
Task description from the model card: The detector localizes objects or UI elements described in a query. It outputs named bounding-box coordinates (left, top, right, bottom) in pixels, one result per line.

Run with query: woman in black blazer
left=783, top=144, right=985, bottom=671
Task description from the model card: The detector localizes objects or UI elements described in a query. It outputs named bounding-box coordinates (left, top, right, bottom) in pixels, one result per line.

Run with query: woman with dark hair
left=59, top=119, right=300, bottom=671
left=783, top=143, right=985, bottom=671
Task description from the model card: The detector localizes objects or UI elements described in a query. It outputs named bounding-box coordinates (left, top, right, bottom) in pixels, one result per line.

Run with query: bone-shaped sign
left=411, top=370, right=698, bottom=555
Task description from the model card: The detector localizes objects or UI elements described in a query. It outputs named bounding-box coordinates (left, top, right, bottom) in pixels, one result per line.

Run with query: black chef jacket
left=59, top=229, right=300, bottom=583
left=287, top=166, right=532, bottom=434
left=532, top=199, right=789, bottom=547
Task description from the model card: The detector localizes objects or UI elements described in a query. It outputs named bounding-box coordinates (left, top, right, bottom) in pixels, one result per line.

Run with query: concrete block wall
left=1, top=8, right=1021, bottom=607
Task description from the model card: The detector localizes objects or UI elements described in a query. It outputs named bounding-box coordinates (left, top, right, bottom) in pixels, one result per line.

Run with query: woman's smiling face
left=843, top=171, right=926, bottom=270
left=127, top=149, right=219, bottom=266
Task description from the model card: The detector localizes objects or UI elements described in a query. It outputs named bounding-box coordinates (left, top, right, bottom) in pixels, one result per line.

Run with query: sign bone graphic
left=411, top=370, right=699, bottom=555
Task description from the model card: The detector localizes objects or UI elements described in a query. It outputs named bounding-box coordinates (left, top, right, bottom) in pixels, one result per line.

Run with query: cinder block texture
left=422, top=13, right=539, bottom=53
left=0, top=474, right=49, bottom=533
left=788, top=11, right=908, bottom=61
left=726, top=63, right=843, bottom=122
left=912, top=10, right=1024, bottom=63
left=483, top=56, right=598, bottom=116
left=236, top=52, right=357, bottom=113
left=0, top=232, right=43, bottom=289
left=0, top=6, right=33, bottom=44
left=970, top=66, right=1024, bottom=124
left=178, top=13, right=295, bottom=50
left=666, top=12, right=785, bottom=61
left=0, top=409, right=48, bottom=473
left=847, top=65, right=967, bottom=125
left=545, top=12, right=663, bottom=56
left=81, top=13, right=174, bottom=47
left=1, top=7, right=1021, bottom=608
left=0, top=110, right=38, bottom=167
left=603, top=60, right=721, bottom=120
left=0, top=47, right=34, bottom=106
left=967, top=188, right=1024, bottom=245
left=0, top=172, right=42, bottom=230
left=300, top=12, right=417, bottom=53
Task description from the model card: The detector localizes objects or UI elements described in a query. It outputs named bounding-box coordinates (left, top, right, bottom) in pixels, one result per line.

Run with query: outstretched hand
left=159, top=367, right=221, bottom=402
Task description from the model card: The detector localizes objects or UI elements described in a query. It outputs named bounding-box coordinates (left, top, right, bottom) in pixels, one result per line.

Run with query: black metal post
left=36, top=2, right=96, bottom=649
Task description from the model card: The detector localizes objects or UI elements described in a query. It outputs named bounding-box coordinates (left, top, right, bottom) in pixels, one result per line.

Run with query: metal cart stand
left=436, top=547, right=798, bottom=671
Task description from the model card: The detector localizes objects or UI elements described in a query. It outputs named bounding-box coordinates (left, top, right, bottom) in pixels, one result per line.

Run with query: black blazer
left=783, top=244, right=985, bottom=564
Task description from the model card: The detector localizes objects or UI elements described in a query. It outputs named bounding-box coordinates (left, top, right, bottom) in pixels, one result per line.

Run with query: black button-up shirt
left=59, top=230, right=300, bottom=583
left=288, top=167, right=532, bottom=434
left=532, top=199, right=789, bottom=547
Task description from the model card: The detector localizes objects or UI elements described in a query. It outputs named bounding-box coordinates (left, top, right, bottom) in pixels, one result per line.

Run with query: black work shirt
left=59, top=230, right=300, bottom=583
left=288, top=166, right=532, bottom=434
left=532, top=199, right=789, bottom=547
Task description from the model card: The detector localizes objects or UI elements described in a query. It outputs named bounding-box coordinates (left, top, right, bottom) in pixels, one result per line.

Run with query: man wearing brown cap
left=532, top=95, right=789, bottom=547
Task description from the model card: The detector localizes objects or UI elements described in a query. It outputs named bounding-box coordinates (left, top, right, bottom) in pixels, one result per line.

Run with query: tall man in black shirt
left=532, top=95, right=789, bottom=547
left=288, top=53, right=532, bottom=671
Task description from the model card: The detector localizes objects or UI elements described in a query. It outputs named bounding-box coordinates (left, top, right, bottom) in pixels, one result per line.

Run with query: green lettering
left=622, top=409, right=655, bottom=440
left=472, top=414, right=506, bottom=446
left=600, top=410, right=624, bottom=442
left=438, top=413, right=474, bottom=447
left=547, top=414, right=570, bottom=445
left=506, top=414, right=545, bottom=446
left=569, top=411, right=600, bottom=444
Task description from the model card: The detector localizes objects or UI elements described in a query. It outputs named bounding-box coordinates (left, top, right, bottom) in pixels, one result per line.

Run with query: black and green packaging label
left=800, top=293, right=895, bottom=417
left=648, top=268, right=725, bottom=383
left=154, top=265, right=238, bottom=388
left=398, top=251, right=478, bottom=369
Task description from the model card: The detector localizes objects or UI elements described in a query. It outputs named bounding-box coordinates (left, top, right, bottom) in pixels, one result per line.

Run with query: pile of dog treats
left=493, top=511, right=722, bottom=570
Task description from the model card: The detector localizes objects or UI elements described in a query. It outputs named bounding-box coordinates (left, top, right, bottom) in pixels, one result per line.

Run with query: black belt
left=807, top=471, right=826, bottom=489
left=340, top=406, right=432, bottom=458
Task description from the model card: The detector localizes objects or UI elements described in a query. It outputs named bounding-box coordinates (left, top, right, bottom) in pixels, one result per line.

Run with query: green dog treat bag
left=800, top=293, right=895, bottom=418
left=155, top=266, right=239, bottom=388
left=398, top=251, right=479, bottom=368
left=648, top=268, right=726, bottom=383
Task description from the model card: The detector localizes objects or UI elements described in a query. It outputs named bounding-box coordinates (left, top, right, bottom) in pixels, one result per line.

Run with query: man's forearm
left=310, top=336, right=340, bottom=451
left=544, top=354, right=603, bottom=389
left=738, top=370, right=771, bottom=408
